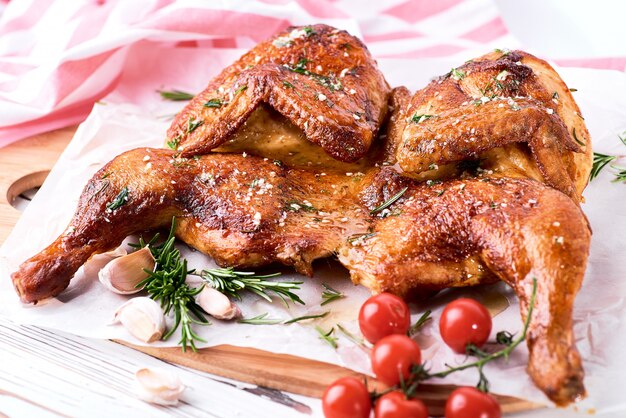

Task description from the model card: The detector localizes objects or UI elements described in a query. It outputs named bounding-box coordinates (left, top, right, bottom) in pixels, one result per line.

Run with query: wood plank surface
left=0, top=127, right=542, bottom=416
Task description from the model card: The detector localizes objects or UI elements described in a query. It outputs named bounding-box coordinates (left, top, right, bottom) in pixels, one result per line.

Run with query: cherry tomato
left=374, top=391, right=429, bottom=418
left=322, top=377, right=371, bottom=418
left=445, top=387, right=501, bottom=418
left=359, top=293, right=411, bottom=343
left=371, top=334, right=421, bottom=386
left=439, top=298, right=492, bottom=353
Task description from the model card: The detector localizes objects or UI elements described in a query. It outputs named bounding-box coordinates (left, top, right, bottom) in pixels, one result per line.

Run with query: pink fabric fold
left=0, top=0, right=623, bottom=148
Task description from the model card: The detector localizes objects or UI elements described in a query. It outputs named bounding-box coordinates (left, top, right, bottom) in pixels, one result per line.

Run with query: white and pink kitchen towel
left=0, top=0, right=625, bottom=148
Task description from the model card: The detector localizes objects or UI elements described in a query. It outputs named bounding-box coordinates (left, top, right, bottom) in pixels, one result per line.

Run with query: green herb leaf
left=408, top=310, right=432, bottom=336
left=204, top=98, right=223, bottom=108
left=316, top=326, right=338, bottom=349
left=590, top=152, right=617, bottom=181
left=284, top=311, right=329, bottom=324
left=187, top=118, right=204, bottom=134
left=106, top=187, right=129, bottom=211
left=411, top=114, right=434, bottom=124
left=347, top=232, right=377, bottom=244
left=238, top=313, right=283, bottom=325
left=158, top=90, right=195, bottom=101
left=199, top=267, right=304, bottom=306
left=370, top=187, right=408, bottom=214
left=234, top=85, right=248, bottom=95
left=166, top=135, right=181, bottom=150
left=451, top=68, right=466, bottom=80
left=321, top=284, right=344, bottom=306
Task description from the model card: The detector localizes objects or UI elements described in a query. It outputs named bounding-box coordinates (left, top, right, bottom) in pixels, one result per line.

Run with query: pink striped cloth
left=0, top=0, right=624, bottom=148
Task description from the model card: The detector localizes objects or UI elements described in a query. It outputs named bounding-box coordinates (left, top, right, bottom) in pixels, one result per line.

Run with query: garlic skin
left=113, top=297, right=165, bottom=343
left=196, top=287, right=241, bottom=320
left=83, top=247, right=127, bottom=278
left=99, top=247, right=155, bottom=294
left=134, top=368, right=185, bottom=406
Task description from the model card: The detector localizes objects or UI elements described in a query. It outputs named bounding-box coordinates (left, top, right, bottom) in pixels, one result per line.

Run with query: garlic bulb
left=83, top=247, right=127, bottom=278
left=134, top=368, right=185, bottom=405
left=196, top=287, right=241, bottom=320
left=98, top=247, right=155, bottom=294
left=113, top=297, right=165, bottom=343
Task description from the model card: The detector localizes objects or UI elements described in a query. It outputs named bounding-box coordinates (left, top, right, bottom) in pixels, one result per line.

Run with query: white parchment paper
left=1, top=45, right=626, bottom=414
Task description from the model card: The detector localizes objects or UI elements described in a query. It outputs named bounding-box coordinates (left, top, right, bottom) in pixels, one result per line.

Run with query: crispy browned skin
left=167, top=24, right=390, bottom=162
left=12, top=149, right=589, bottom=405
left=394, top=50, right=592, bottom=201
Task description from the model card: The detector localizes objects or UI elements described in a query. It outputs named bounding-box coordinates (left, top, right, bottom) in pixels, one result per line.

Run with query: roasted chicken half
left=389, top=50, right=592, bottom=201
left=167, top=24, right=390, bottom=163
left=12, top=149, right=589, bottom=405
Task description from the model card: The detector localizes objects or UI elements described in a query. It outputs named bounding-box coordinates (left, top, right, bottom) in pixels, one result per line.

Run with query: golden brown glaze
left=12, top=149, right=590, bottom=405
left=167, top=24, right=390, bottom=162
left=394, top=50, right=592, bottom=201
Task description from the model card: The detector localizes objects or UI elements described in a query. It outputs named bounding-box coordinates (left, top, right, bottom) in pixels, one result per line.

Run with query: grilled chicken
left=167, top=24, right=390, bottom=163
left=391, top=51, right=592, bottom=201
left=12, top=149, right=589, bottom=405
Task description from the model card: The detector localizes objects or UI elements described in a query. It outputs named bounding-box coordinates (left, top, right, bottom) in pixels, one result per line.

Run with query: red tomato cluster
left=322, top=293, right=502, bottom=418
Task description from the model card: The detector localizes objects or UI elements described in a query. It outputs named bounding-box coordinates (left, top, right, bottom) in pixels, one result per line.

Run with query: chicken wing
left=167, top=24, right=390, bottom=162
left=12, top=149, right=589, bottom=405
left=393, top=50, right=592, bottom=201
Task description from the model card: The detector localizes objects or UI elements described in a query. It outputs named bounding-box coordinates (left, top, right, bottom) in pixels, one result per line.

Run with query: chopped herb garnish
left=234, top=85, right=248, bottom=95
left=106, top=187, right=129, bottom=211
left=321, top=284, right=344, bottom=306
left=337, top=324, right=366, bottom=346
left=158, top=89, right=195, bottom=101
left=238, top=313, right=283, bottom=325
left=273, top=159, right=283, bottom=167
left=316, top=326, right=338, bottom=349
left=347, top=232, right=377, bottom=244
left=204, top=98, right=223, bottom=108
left=187, top=118, right=204, bottom=134
left=166, top=135, right=181, bottom=150
left=282, top=81, right=295, bottom=89
left=569, top=88, right=578, bottom=92
left=451, top=67, right=466, bottom=80
left=284, top=311, right=329, bottom=324
left=285, top=200, right=316, bottom=212
left=572, top=128, right=585, bottom=146
left=370, top=187, right=408, bottom=214
left=408, top=310, right=432, bottom=336
left=303, top=26, right=316, bottom=37
left=411, top=114, right=434, bottom=124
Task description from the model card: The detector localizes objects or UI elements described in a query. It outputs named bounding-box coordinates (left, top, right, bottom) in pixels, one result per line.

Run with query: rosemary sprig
left=204, top=98, right=223, bottom=108
left=284, top=311, right=329, bottom=324
left=408, top=310, right=432, bottom=336
left=238, top=313, right=283, bottom=325
left=158, top=89, right=195, bottom=101
left=316, top=326, right=338, bottom=349
left=590, top=152, right=617, bottom=181
left=321, top=284, right=344, bottom=306
left=187, top=118, right=203, bottom=134
left=347, top=232, right=377, bottom=244
left=136, top=219, right=209, bottom=352
left=383, top=278, right=538, bottom=398
left=198, top=268, right=304, bottom=306
left=370, top=187, right=408, bottom=214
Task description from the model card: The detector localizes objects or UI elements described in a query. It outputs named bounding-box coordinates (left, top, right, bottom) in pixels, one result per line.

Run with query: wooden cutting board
left=0, top=127, right=541, bottom=416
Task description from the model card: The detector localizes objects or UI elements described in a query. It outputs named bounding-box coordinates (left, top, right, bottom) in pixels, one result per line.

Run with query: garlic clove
left=113, top=297, right=165, bottom=343
left=134, top=368, right=185, bottom=406
left=196, top=287, right=241, bottom=320
left=83, top=247, right=127, bottom=278
left=99, top=247, right=155, bottom=294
